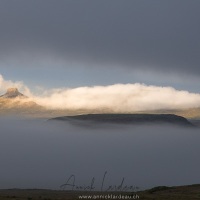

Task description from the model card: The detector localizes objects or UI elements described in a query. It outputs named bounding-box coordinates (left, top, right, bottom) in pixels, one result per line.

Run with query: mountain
left=0, top=88, right=26, bottom=98
left=0, top=88, right=46, bottom=117
left=50, top=114, right=195, bottom=127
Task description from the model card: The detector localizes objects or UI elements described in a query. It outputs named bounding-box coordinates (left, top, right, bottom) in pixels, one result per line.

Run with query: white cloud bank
left=1, top=74, right=200, bottom=112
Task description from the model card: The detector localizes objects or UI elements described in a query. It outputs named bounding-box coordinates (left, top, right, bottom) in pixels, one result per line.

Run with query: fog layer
left=0, top=118, right=200, bottom=190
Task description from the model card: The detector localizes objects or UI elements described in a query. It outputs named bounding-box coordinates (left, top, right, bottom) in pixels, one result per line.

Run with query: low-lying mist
left=0, top=117, right=200, bottom=191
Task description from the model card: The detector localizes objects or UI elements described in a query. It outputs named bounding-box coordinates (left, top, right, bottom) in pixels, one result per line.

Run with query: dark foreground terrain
left=50, top=114, right=195, bottom=127
left=0, top=184, right=200, bottom=200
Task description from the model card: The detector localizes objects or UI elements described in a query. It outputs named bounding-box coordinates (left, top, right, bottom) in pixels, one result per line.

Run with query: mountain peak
left=7, top=88, right=19, bottom=93
left=0, top=88, right=26, bottom=98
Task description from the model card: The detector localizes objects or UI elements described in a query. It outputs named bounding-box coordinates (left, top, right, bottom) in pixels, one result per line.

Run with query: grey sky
left=0, top=0, right=200, bottom=90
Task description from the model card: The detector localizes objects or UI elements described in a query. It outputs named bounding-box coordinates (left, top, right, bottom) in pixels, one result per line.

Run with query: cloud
left=1, top=74, right=200, bottom=112
left=0, top=0, right=200, bottom=76
left=34, top=84, right=200, bottom=112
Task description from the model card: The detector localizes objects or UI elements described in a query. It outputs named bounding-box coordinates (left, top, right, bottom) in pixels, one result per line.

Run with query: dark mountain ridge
left=50, top=114, right=195, bottom=127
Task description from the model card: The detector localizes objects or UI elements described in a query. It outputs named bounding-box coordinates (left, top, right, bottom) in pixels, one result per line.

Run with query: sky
left=1, top=1, right=200, bottom=190
left=0, top=0, right=200, bottom=93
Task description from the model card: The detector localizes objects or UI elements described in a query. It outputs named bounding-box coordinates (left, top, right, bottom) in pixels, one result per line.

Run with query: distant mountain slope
left=50, top=114, right=195, bottom=127
left=174, top=108, right=200, bottom=119
left=138, top=108, right=200, bottom=120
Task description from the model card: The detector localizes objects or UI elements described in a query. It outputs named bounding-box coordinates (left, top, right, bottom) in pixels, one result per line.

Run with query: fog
left=0, top=117, right=199, bottom=191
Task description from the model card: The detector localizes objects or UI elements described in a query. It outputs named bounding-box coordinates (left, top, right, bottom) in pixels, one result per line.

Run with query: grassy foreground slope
left=0, top=184, right=200, bottom=200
